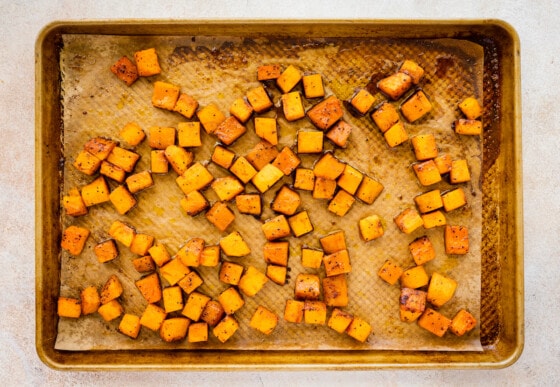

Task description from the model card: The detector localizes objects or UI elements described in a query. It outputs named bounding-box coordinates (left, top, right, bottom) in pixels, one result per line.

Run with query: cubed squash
left=400, top=265, right=429, bottom=289
left=444, top=225, right=469, bottom=255
left=100, top=275, right=123, bottom=305
left=110, top=56, right=138, bottom=86
left=350, top=88, right=375, bottom=115
left=377, top=72, right=412, bottom=100
left=81, top=176, right=110, bottom=206
left=135, top=273, right=162, bottom=304
left=214, top=116, right=247, bottom=145
left=323, top=274, right=348, bottom=307
left=162, top=286, right=184, bottom=313
left=272, top=146, right=301, bottom=175
left=411, top=134, right=438, bottom=161
left=441, top=187, right=467, bottom=212
left=346, top=316, right=372, bottom=342
left=94, top=239, right=119, bottom=263
left=434, top=153, right=453, bottom=175
left=328, top=190, right=356, bottom=217
left=312, top=177, right=337, bottom=200
left=188, top=322, right=209, bottom=343
left=140, top=304, right=167, bottom=331
left=213, top=315, right=239, bottom=343
left=251, top=163, right=284, bottom=193
left=106, top=146, right=140, bottom=173
left=294, top=273, right=321, bottom=300
left=304, top=301, right=327, bottom=325
left=394, top=208, right=424, bottom=234
left=276, top=64, right=302, bottom=93
left=427, top=272, right=457, bottom=307
left=358, top=214, right=384, bottom=242
left=84, top=137, right=116, bottom=161
left=337, top=164, right=363, bottom=195
left=261, top=214, right=291, bottom=241
left=254, top=117, right=278, bottom=146
left=284, top=299, right=305, bottom=323
left=229, top=97, right=253, bottom=123
left=219, top=231, right=251, bottom=257
left=302, top=73, right=325, bottom=99
left=134, top=48, right=161, bottom=76
left=132, top=255, right=156, bottom=273
left=160, top=318, right=190, bottom=343
left=421, top=210, right=447, bottom=229
left=250, top=305, right=278, bottom=334
left=219, top=261, right=244, bottom=285
left=313, top=152, right=345, bottom=179
left=148, top=242, right=171, bottom=267
left=57, top=297, right=81, bottom=318
left=301, top=248, right=323, bottom=269
left=271, top=185, right=301, bottom=215
left=151, top=81, right=180, bottom=111
left=126, top=170, right=154, bottom=194
left=118, top=315, right=142, bottom=340
left=401, top=90, right=433, bottom=122
left=417, top=308, right=451, bottom=337
left=61, top=225, right=90, bottom=256
left=211, top=176, right=244, bottom=201
left=245, top=140, right=279, bottom=171
left=449, top=309, right=477, bottom=336
left=176, top=162, right=214, bottom=195
left=307, top=96, right=344, bottom=130
left=384, top=121, right=409, bottom=148
left=454, top=119, right=483, bottom=136
left=412, top=160, right=442, bottom=186
left=62, top=188, right=88, bottom=217
left=282, top=91, right=305, bottom=122
left=182, top=291, right=211, bottom=321
left=288, top=211, right=314, bottom=237
left=218, top=287, right=245, bottom=315
left=176, top=237, right=205, bottom=267
left=177, top=122, right=202, bottom=148
left=229, top=156, right=258, bottom=184
left=266, top=265, right=287, bottom=285
left=408, top=235, right=436, bottom=266
left=398, top=59, right=424, bottom=84
left=73, top=150, right=101, bottom=175
left=458, top=96, right=482, bottom=120
left=355, top=175, right=384, bottom=204
left=450, top=159, right=471, bottom=184
left=235, top=194, right=262, bottom=216
left=319, top=230, right=346, bottom=254
left=297, top=130, right=323, bottom=154
left=328, top=308, right=354, bottom=333
left=197, top=103, right=226, bottom=134
left=211, top=145, right=236, bottom=169
left=293, top=168, right=315, bottom=191
left=414, top=189, right=443, bottom=213
left=323, top=249, right=352, bottom=277
left=257, top=64, right=282, bottom=81
left=199, top=245, right=221, bottom=267
left=177, top=271, right=204, bottom=294
left=173, top=93, right=199, bottom=119
left=109, top=185, right=137, bottom=215
left=80, top=286, right=100, bottom=315
left=246, top=86, right=273, bottom=113
left=326, top=120, right=352, bottom=148
left=263, top=241, right=289, bottom=266
left=119, top=122, right=145, bottom=146
left=97, top=299, right=123, bottom=322
left=180, top=190, right=209, bottom=216
left=108, top=220, right=135, bottom=247
left=377, top=259, right=404, bottom=285
left=399, top=287, right=427, bottom=323
left=371, top=102, right=400, bottom=133
left=150, top=150, right=169, bottom=174
left=201, top=300, right=225, bottom=326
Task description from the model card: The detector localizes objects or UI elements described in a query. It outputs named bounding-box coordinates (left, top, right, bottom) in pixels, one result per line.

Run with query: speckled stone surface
left=1, top=1, right=558, bottom=385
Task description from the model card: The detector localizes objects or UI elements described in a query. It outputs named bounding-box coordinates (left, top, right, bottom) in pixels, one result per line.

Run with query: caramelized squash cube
left=323, top=274, right=348, bottom=307
left=421, top=210, right=447, bottom=229
left=251, top=163, right=284, bottom=193
left=151, top=81, right=180, bottom=111
left=135, top=273, right=162, bottom=304
left=399, top=287, right=427, bottom=323
left=371, top=102, right=400, bottom=133
left=109, top=185, right=137, bottom=215
left=272, top=146, right=301, bottom=175
left=250, top=305, right=278, bottom=334
left=246, top=86, right=273, bottom=113
left=293, top=168, right=315, bottom=191
left=323, top=249, right=352, bottom=277
left=57, top=297, right=81, bottom=318
left=328, top=190, right=356, bottom=217
left=450, top=159, right=471, bottom=184
left=271, top=185, right=301, bottom=215
left=307, top=95, right=344, bottom=130
left=219, top=231, right=251, bottom=257
left=163, top=286, right=184, bottom=313
left=150, top=150, right=168, bottom=174
left=337, top=164, right=363, bottom=195
left=394, top=208, right=424, bottom=234
left=284, top=299, right=305, bottom=323
left=219, top=261, right=244, bottom=285
left=454, top=118, right=483, bottom=135
left=319, top=230, right=346, bottom=254
left=213, top=315, right=239, bottom=343
left=199, top=245, right=221, bottom=267
left=211, top=145, right=236, bottom=169
left=239, top=265, right=269, bottom=297
left=355, top=175, right=384, bottom=204
left=110, top=56, right=138, bottom=86
left=214, top=116, right=247, bottom=145
left=82, top=176, right=111, bottom=207
left=266, top=264, right=287, bottom=285
left=427, top=272, right=457, bottom=307
left=97, top=299, right=123, bottom=322
left=412, top=160, right=442, bottom=186
left=197, top=103, right=226, bottom=134
left=434, top=153, right=453, bottom=175
left=326, top=120, right=352, bottom=148
left=182, top=291, right=211, bottom=321
left=449, top=309, right=477, bottom=336
left=302, top=73, right=325, bottom=99
left=94, top=239, right=119, bottom=263
left=313, top=177, right=337, bottom=200
left=399, top=59, right=425, bottom=84
left=257, top=64, right=282, bottom=81
left=206, top=201, right=235, bottom=232
left=80, top=286, right=101, bottom=315
left=459, top=96, right=483, bottom=120
left=180, top=190, right=209, bottom=216
left=140, top=304, right=167, bottom=331
left=166, top=145, right=198, bottom=180
left=188, top=322, right=209, bottom=343
left=297, top=130, right=323, bottom=154
left=301, top=248, right=323, bottom=269
left=229, top=97, right=253, bottom=123
left=417, top=308, right=451, bottom=337
left=176, top=237, right=205, bottom=267
left=401, top=90, right=433, bottom=122
left=160, top=318, right=190, bottom=343
left=218, top=287, right=245, bottom=315
left=288, top=210, right=314, bottom=237
left=295, top=273, right=321, bottom=300
left=304, top=301, right=327, bottom=325
left=118, top=314, right=141, bottom=339
left=254, top=117, right=278, bottom=145
left=148, top=242, right=171, bottom=267
left=176, top=162, right=214, bottom=195
left=261, top=214, right=291, bottom=241
left=328, top=308, right=354, bottom=333
left=245, top=140, right=279, bottom=171
left=414, top=189, right=443, bottom=213
left=400, top=265, right=429, bottom=289
left=132, top=255, right=156, bottom=273
left=358, top=214, right=384, bottom=241
left=444, top=225, right=469, bottom=255
left=378, top=72, right=412, bottom=100
left=229, top=156, right=258, bottom=184
left=201, top=300, right=225, bottom=326
left=61, top=225, right=90, bottom=256
left=177, top=122, right=202, bottom=148
left=411, top=134, right=438, bottom=161
left=346, top=316, right=372, bottom=342
left=62, top=188, right=88, bottom=217
left=263, top=241, right=289, bottom=266
left=235, top=193, right=262, bottom=216
left=108, top=220, right=135, bottom=247
left=377, top=259, right=404, bottom=285
left=409, top=235, right=436, bottom=265
left=149, top=126, right=176, bottom=150
left=106, top=146, right=140, bottom=173
left=384, top=121, right=409, bottom=148
left=73, top=150, right=101, bottom=175
left=177, top=271, right=204, bottom=294
left=173, top=93, right=199, bottom=119
left=84, top=137, right=116, bottom=161
left=120, top=122, right=146, bottom=146
left=441, top=187, right=467, bottom=212
left=126, top=170, right=154, bottom=194
left=313, top=152, right=345, bottom=179
left=134, top=48, right=161, bottom=77
left=276, top=64, right=303, bottom=93
left=211, top=176, right=244, bottom=201
left=282, top=91, right=305, bottom=121
left=350, top=88, right=375, bottom=115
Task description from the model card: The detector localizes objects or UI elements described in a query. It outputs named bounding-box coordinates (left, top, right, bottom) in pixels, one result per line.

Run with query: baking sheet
left=55, top=33, right=483, bottom=351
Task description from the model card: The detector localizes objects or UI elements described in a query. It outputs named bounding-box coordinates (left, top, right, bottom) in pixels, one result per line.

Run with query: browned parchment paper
left=55, top=33, right=483, bottom=351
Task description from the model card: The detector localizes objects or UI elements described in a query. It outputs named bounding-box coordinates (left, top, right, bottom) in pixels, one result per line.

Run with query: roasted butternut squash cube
left=319, top=230, right=346, bottom=254
left=250, top=305, right=278, bottom=334
left=450, top=159, right=471, bottom=184
left=81, top=176, right=110, bottom=206
left=337, top=164, right=363, bottom=195
left=313, top=177, right=337, bottom=200
left=229, top=156, right=258, bottom=184
left=109, top=185, right=137, bottom=215
left=118, top=313, right=141, bottom=339
left=350, top=88, right=375, bottom=115
left=266, top=264, right=287, bottom=285
left=177, top=122, right=202, bottom=148
left=148, top=242, right=171, bottom=267
left=110, top=55, right=138, bottom=86
left=261, top=214, right=291, bottom=241
left=135, top=273, right=162, bottom=304
left=302, top=73, right=325, bottom=99
left=346, top=316, right=372, bottom=342
left=97, top=299, right=123, bottom=322
left=73, top=150, right=101, bottom=175
left=288, top=211, right=314, bottom=237
left=211, top=176, right=244, bottom=202
left=188, top=322, right=209, bottom=343
left=263, top=241, right=289, bottom=266
left=159, top=258, right=191, bottom=286
left=272, top=146, right=301, bottom=175
left=206, top=201, right=235, bottom=232
left=218, top=287, right=245, bottom=315
left=140, top=304, right=167, bottom=331
left=229, top=97, right=253, bottom=123
left=399, top=287, right=427, bottom=323
left=413, top=160, right=442, bottom=186
left=271, top=185, right=301, bottom=215
left=378, top=72, right=412, bottom=100
left=160, top=317, right=190, bottom=343
left=200, top=245, right=221, bottom=267
left=176, top=162, right=214, bottom=195
left=414, top=189, right=443, bottom=213
left=328, top=190, right=356, bottom=217
left=409, top=235, right=436, bottom=266
left=418, top=308, right=451, bottom=337
left=80, top=286, right=100, bottom=315
left=326, top=120, right=352, bottom=147
left=301, top=248, right=323, bottom=269
left=421, top=210, right=447, bottom=229
left=239, top=266, right=269, bottom=297
left=84, top=137, right=116, bottom=161
left=180, top=190, right=209, bottom=216
left=411, top=134, right=438, bottom=161
left=173, top=93, right=199, bottom=119
left=119, top=122, right=145, bottom=146
left=245, top=140, right=279, bottom=171
left=284, top=299, right=305, bottom=323
left=176, top=237, right=205, bottom=267
left=214, top=116, right=247, bottom=145
left=176, top=271, right=203, bottom=295
left=307, top=95, right=344, bottom=130
left=246, top=86, right=273, bottom=113
left=151, top=81, right=180, bottom=111
left=254, top=117, right=278, bottom=145
left=62, top=188, right=88, bottom=217
left=459, top=96, right=482, bottom=120
left=219, top=261, right=244, bottom=285
left=384, top=121, right=409, bottom=148
left=126, top=170, right=154, bottom=194
left=445, top=225, right=469, bottom=255
left=220, top=231, right=251, bottom=257
left=313, top=152, right=345, bottom=179
left=100, top=274, right=123, bottom=304
left=454, top=118, right=483, bottom=136
left=61, top=225, right=90, bottom=256
left=201, top=300, right=225, bottom=326
left=108, top=220, right=135, bottom=247
left=149, top=126, right=176, bottom=150
left=106, top=146, right=140, bottom=173
left=182, top=291, right=211, bottom=321
left=297, top=130, right=323, bottom=154
left=358, top=214, right=384, bottom=242
left=57, top=297, right=81, bottom=318
left=434, top=153, right=453, bottom=175
left=399, top=59, right=424, bottom=84
left=401, top=90, right=433, bottom=122
left=294, top=273, right=321, bottom=300
left=163, top=286, right=184, bottom=313
left=197, top=103, right=226, bottom=134
left=257, top=64, right=282, bottom=81
left=235, top=193, right=262, bottom=216
left=211, top=145, right=236, bottom=169
left=449, top=309, right=477, bottom=336
left=377, top=259, right=404, bottom=285
left=371, top=101, right=400, bottom=133
left=394, top=207, right=424, bottom=234
left=150, top=150, right=168, bottom=174
left=427, top=272, right=457, bottom=307
left=213, top=315, right=239, bottom=343
left=441, top=187, right=467, bottom=212
left=94, top=239, right=119, bottom=263
left=304, top=301, right=327, bottom=325
left=282, top=91, right=305, bottom=121
left=134, top=48, right=161, bottom=76
left=276, top=64, right=302, bottom=93
left=293, top=168, right=315, bottom=191
left=328, top=308, right=353, bottom=333
left=323, top=274, right=348, bottom=307
left=132, top=255, right=156, bottom=273
left=251, top=163, right=284, bottom=193
left=355, top=175, right=384, bottom=204
left=400, top=265, right=429, bottom=289
left=323, top=249, right=352, bottom=277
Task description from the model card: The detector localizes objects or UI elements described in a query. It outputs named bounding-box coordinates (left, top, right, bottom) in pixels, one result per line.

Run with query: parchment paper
left=56, top=33, right=483, bottom=351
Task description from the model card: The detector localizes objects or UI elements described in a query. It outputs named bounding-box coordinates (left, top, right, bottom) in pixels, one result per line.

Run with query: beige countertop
left=1, top=1, right=557, bottom=385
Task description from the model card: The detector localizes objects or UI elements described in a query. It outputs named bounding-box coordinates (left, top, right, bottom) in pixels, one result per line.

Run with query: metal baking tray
left=35, top=19, right=522, bottom=370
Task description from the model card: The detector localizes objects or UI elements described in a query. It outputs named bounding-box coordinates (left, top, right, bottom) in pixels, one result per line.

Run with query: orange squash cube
left=417, top=308, right=451, bottom=337
left=81, top=176, right=110, bottom=206
left=328, top=190, right=356, bottom=217
left=132, top=255, right=156, bottom=273
left=323, top=249, right=352, bottom=277
left=197, top=103, right=226, bottom=134
left=350, top=88, right=375, bottom=114
left=358, top=214, right=384, bottom=241
left=188, top=322, right=209, bottom=343
left=211, top=145, right=236, bottom=169
left=323, top=274, right=348, bottom=307
left=57, top=297, right=81, bottom=318
left=261, top=214, right=291, bottom=241
left=110, top=56, right=138, bottom=86
left=413, top=160, right=442, bottom=186
left=235, top=193, right=262, bottom=216
left=62, top=188, right=87, bottom=217
left=206, top=201, right=235, bottom=231
left=307, top=95, right=344, bottom=130
left=383, top=121, right=409, bottom=148
left=257, top=64, right=282, bottom=81
left=212, top=315, right=239, bottom=343
left=254, top=117, right=278, bottom=145
left=427, top=272, right=457, bottom=307
left=246, top=86, right=273, bottom=113
left=378, top=72, right=412, bottom=100
left=173, top=93, right=199, bottom=119
left=180, top=190, right=209, bottom=216
left=272, top=146, right=301, bottom=175
left=414, top=189, right=443, bottom=213
left=140, top=304, right=167, bottom=331
left=444, top=225, right=469, bottom=255
left=400, top=265, right=429, bottom=289
left=284, top=299, right=305, bottom=323
left=177, top=271, right=204, bottom=294
left=326, top=120, right=352, bottom=148
left=135, top=273, right=162, bottom=304
left=411, top=134, right=438, bottom=161
left=288, top=210, right=314, bottom=237
left=401, top=90, right=433, bottom=122
left=459, top=96, right=483, bottom=120
left=293, top=168, right=315, bottom=191
left=263, top=241, right=289, bottom=266
left=97, top=299, right=123, bottom=322
left=134, top=48, right=161, bottom=77
left=150, top=150, right=169, bottom=174
left=229, top=156, right=258, bottom=184
left=408, top=235, right=436, bottom=265
left=229, top=97, right=253, bottom=123
left=346, top=316, right=372, bottom=342
left=176, top=162, right=214, bottom=195
left=109, top=185, right=137, bottom=215
left=297, top=130, right=323, bottom=154
left=126, top=170, right=154, bottom=194
left=84, top=137, right=116, bottom=161
left=276, top=64, right=302, bottom=93
left=94, top=239, right=119, bottom=263
left=355, top=175, right=384, bottom=204
left=160, top=318, right=190, bottom=343
left=313, top=152, right=345, bottom=179
left=182, top=292, right=211, bottom=321
left=294, top=273, right=321, bottom=300
left=148, top=242, right=171, bottom=267
left=162, top=286, right=184, bottom=313
left=211, top=176, right=244, bottom=202
left=421, top=210, right=447, bottom=229
left=119, top=122, right=145, bottom=146
left=312, top=177, right=337, bottom=200
left=328, top=308, right=354, bottom=333
left=238, top=266, right=269, bottom=297
left=177, top=122, right=202, bottom=148
left=151, top=81, right=180, bottom=111
left=106, top=146, right=140, bottom=173
left=200, top=245, right=221, bottom=267
left=394, top=207, right=424, bottom=234
left=80, top=286, right=100, bottom=315
left=434, top=153, right=453, bottom=175
left=214, top=116, right=247, bottom=145
left=108, top=220, right=135, bottom=247
left=176, top=237, right=205, bottom=268
left=454, top=119, right=483, bottom=135
left=218, top=287, right=245, bottom=315
left=266, top=265, right=287, bottom=285
left=337, top=164, right=363, bottom=195
left=219, top=231, right=251, bottom=257
left=449, top=309, right=477, bottom=336
left=61, top=225, right=90, bottom=256
left=245, top=140, right=279, bottom=171
left=301, top=248, right=323, bottom=269
left=399, top=287, right=427, bottom=322
left=377, top=259, right=404, bottom=285
left=399, top=59, right=424, bottom=84
left=219, top=261, right=244, bottom=285
left=200, top=300, right=225, bottom=326
left=251, top=163, right=284, bottom=193
left=441, top=187, right=467, bottom=212
left=282, top=91, right=305, bottom=121
left=271, top=185, right=301, bottom=216
left=73, top=150, right=101, bottom=175
left=302, top=73, right=325, bottom=99
left=250, top=305, right=278, bottom=334
left=304, top=301, right=327, bottom=325
left=319, top=230, right=346, bottom=254
left=450, top=159, right=471, bottom=184
left=371, top=101, right=400, bottom=133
